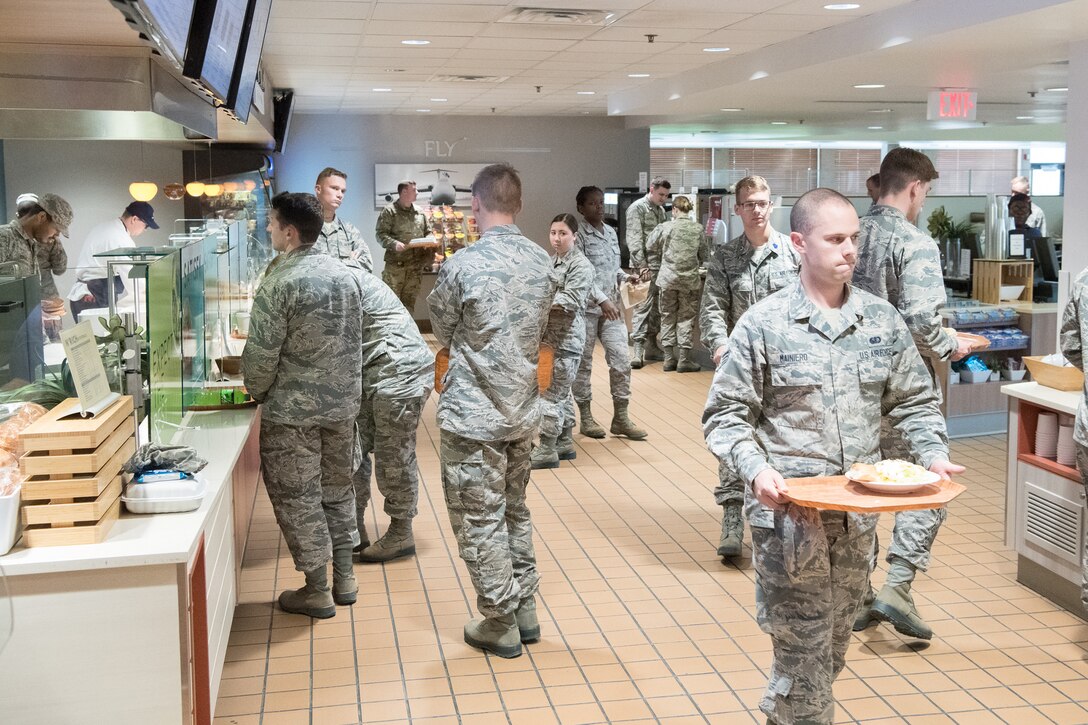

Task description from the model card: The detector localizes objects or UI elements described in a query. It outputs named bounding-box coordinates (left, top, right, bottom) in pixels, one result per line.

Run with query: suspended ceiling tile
left=370, top=2, right=505, bottom=22
left=363, top=20, right=488, bottom=36
left=463, top=36, right=580, bottom=52
left=726, top=13, right=840, bottom=32
left=272, top=1, right=372, bottom=20
left=266, top=17, right=367, bottom=35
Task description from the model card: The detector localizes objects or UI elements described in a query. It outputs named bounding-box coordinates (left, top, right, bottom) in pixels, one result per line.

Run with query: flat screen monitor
left=227, top=0, right=273, bottom=123
left=201, top=0, right=248, bottom=103
left=1032, top=237, right=1059, bottom=282
left=112, top=0, right=197, bottom=70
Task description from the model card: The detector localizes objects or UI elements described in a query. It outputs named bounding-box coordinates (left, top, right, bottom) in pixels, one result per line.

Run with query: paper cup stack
left=1035, top=412, right=1058, bottom=459
left=1057, top=415, right=1077, bottom=466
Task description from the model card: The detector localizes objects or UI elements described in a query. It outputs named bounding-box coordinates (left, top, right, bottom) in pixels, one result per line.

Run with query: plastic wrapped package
left=0, top=466, right=22, bottom=497
left=0, top=403, right=47, bottom=454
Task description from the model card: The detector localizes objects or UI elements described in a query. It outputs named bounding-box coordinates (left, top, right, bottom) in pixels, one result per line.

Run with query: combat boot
left=515, top=597, right=540, bottom=643
left=662, top=346, right=678, bottom=372
left=464, top=614, right=522, bottom=658
left=610, top=398, right=648, bottom=440
left=358, top=518, right=416, bottom=563
left=677, top=348, right=701, bottom=373
left=717, top=501, right=744, bottom=558
left=557, top=425, right=577, bottom=461
left=577, top=400, right=606, bottom=439
left=871, top=558, right=932, bottom=640
left=645, top=339, right=665, bottom=362
left=278, top=566, right=336, bottom=619
left=630, top=341, right=646, bottom=369
left=852, top=586, right=877, bottom=631
left=530, top=436, right=560, bottom=469
left=331, top=542, right=358, bottom=605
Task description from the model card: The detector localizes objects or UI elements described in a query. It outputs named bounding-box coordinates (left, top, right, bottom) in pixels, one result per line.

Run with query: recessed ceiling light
left=430, top=98, right=447, bottom=102
left=1016, top=115, right=1035, bottom=120
left=703, top=47, right=731, bottom=53
left=373, top=88, right=392, bottom=92
left=854, top=83, right=885, bottom=89
left=401, top=39, right=430, bottom=46
left=869, top=108, right=892, bottom=113
left=770, top=121, right=788, bottom=125
left=581, top=111, right=591, bottom=115
left=1046, top=86, right=1068, bottom=92
left=576, top=91, right=596, bottom=95
left=824, top=3, right=861, bottom=9
left=750, top=71, right=769, bottom=81
left=416, top=109, right=431, bottom=112
left=628, top=73, right=651, bottom=78
left=868, top=125, right=883, bottom=130
left=719, top=108, right=744, bottom=112
left=668, top=93, right=681, bottom=100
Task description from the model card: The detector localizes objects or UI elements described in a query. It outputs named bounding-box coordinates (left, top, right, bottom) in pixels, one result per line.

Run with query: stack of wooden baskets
left=17, top=397, right=135, bottom=547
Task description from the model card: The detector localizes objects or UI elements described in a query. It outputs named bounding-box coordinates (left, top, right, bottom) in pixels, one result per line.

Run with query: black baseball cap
left=124, top=201, right=159, bottom=230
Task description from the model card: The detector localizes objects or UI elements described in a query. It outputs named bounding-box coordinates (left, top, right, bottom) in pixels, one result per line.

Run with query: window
left=824, top=149, right=881, bottom=196
left=928, top=149, right=1019, bottom=195
left=649, top=148, right=712, bottom=189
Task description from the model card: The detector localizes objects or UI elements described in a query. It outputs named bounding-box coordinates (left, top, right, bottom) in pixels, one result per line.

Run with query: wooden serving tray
left=21, top=438, right=135, bottom=501
left=435, top=344, right=553, bottom=394
left=22, top=476, right=122, bottom=526
left=18, top=396, right=132, bottom=452
left=956, top=332, right=992, bottom=352
left=783, top=475, right=966, bottom=513
left=22, top=497, right=121, bottom=547
left=20, top=417, right=135, bottom=477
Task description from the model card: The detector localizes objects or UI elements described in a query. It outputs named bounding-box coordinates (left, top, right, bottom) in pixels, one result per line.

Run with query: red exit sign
left=927, top=90, right=978, bottom=121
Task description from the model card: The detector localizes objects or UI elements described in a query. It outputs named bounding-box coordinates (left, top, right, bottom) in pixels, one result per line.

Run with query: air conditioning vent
left=430, top=74, right=510, bottom=83
left=498, top=7, right=614, bottom=25
left=1024, top=483, right=1083, bottom=563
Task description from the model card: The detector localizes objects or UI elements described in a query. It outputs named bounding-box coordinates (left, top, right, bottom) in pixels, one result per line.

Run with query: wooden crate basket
left=972, top=259, right=1034, bottom=305
left=17, top=397, right=134, bottom=547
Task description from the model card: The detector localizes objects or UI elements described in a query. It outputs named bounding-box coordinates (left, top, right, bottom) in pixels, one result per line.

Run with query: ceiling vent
left=498, top=7, right=614, bottom=25
left=430, top=74, right=510, bottom=83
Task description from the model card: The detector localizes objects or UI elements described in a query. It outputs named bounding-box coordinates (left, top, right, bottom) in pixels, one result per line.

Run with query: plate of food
left=846, top=460, right=941, bottom=494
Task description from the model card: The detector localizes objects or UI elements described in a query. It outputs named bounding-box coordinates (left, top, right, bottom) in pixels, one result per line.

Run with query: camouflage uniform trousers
left=382, top=263, right=424, bottom=313
left=540, top=355, right=579, bottom=438
left=713, top=458, right=744, bottom=506
left=752, top=504, right=877, bottom=724
left=865, top=417, right=947, bottom=574
left=630, top=274, right=660, bottom=345
left=1076, top=445, right=1088, bottom=608
left=260, top=418, right=359, bottom=573
left=354, top=389, right=430, bottom=531
left=658, top=287, right=699, bottom=350
left=440, top=429, right=539, bottom=618
left=573, top=310, right=632, bottom=403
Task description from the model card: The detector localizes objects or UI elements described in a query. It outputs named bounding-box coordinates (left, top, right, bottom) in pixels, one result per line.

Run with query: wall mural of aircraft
left=375, top=168, right=474, bottom=207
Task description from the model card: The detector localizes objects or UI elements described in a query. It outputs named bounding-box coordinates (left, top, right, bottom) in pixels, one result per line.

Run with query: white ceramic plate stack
left=1035, top=412, right=1058, bottom=459
left=1058, top=421, right=1077, bottom=466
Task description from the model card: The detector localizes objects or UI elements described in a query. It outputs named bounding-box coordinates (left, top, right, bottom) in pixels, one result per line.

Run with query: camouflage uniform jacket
left=427, top=223, right=555, bottom=442
left=703, top=280, right=949, bottom=527
left=576, top=219, right=625, bottom=314
left=376, top=201, right=431, bottom=268
left=36, top=238, right=67, bottom=298
left=853, top=205, right=956, bottom=364
left=625, top=196, right=667, bottom=270
left=649, top=217, right=709, bottom=292
left=243, top=245, right=363, bottom=425
left=700, top=229, right=799, bottom=353
left=0, top=220, right=38, bottom=277
left=1060, top=267, right=1088, bottom=447
left=344, top=261, right=434, bottom=400
left=543, top=247, right=594, bottom=358
left=314, top=215, right=373, bottom=273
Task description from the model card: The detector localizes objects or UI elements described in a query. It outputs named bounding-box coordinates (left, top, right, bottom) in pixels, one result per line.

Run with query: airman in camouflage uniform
left=427, top=164, right=555, bottom=659
left=377, top=180, right=432, bottom=311
left=1059, top=268, right=1088, bottom=610
left=701, top=177, right=801, bottom=558
left=572, top=187, right=646, bottom=442
left=313, top=166, right=374, bottom=273
left=342, top=262, right=434, bottom=564
left=531, top=215, right=594, bottom=469
left=243, top=192, right=363, bottom=619
left=703, top=189, right=956, bottom=725
left=647, top=196, right=708, bottom=373
left=851, top=148, right=972, bottom=639
left=627, top=178, right=670, bottom=367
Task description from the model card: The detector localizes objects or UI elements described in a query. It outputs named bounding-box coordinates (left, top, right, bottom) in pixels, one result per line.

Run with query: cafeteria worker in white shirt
left=67, top=201, right=158, bottom=321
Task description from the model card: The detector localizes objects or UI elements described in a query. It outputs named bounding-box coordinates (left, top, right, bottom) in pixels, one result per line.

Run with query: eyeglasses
left=739, top=200, right=771, bottom=212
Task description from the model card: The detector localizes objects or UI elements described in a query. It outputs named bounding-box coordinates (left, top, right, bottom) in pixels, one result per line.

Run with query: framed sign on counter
left=1007, top=231, right=1027, bottom=259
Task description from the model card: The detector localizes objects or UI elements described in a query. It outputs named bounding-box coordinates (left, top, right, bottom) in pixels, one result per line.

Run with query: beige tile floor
left=215, top=348, right=1088, bottom=725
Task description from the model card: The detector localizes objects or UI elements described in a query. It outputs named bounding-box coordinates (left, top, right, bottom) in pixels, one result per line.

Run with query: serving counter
left=0, top=407, right=261, bottom=725
left=1001, top=382, right=1087, bottom=620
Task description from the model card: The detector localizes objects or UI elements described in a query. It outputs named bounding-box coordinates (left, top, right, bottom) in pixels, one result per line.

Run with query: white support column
left=1058, top=39, right=1088, bottom=318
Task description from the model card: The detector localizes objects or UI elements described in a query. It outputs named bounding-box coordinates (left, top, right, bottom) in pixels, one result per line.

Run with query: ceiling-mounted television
left=183, top=0, right=248, bottom=105
left=110, top=0, right=198, bottom=71
left=227, top=0, right=273, bottom=123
